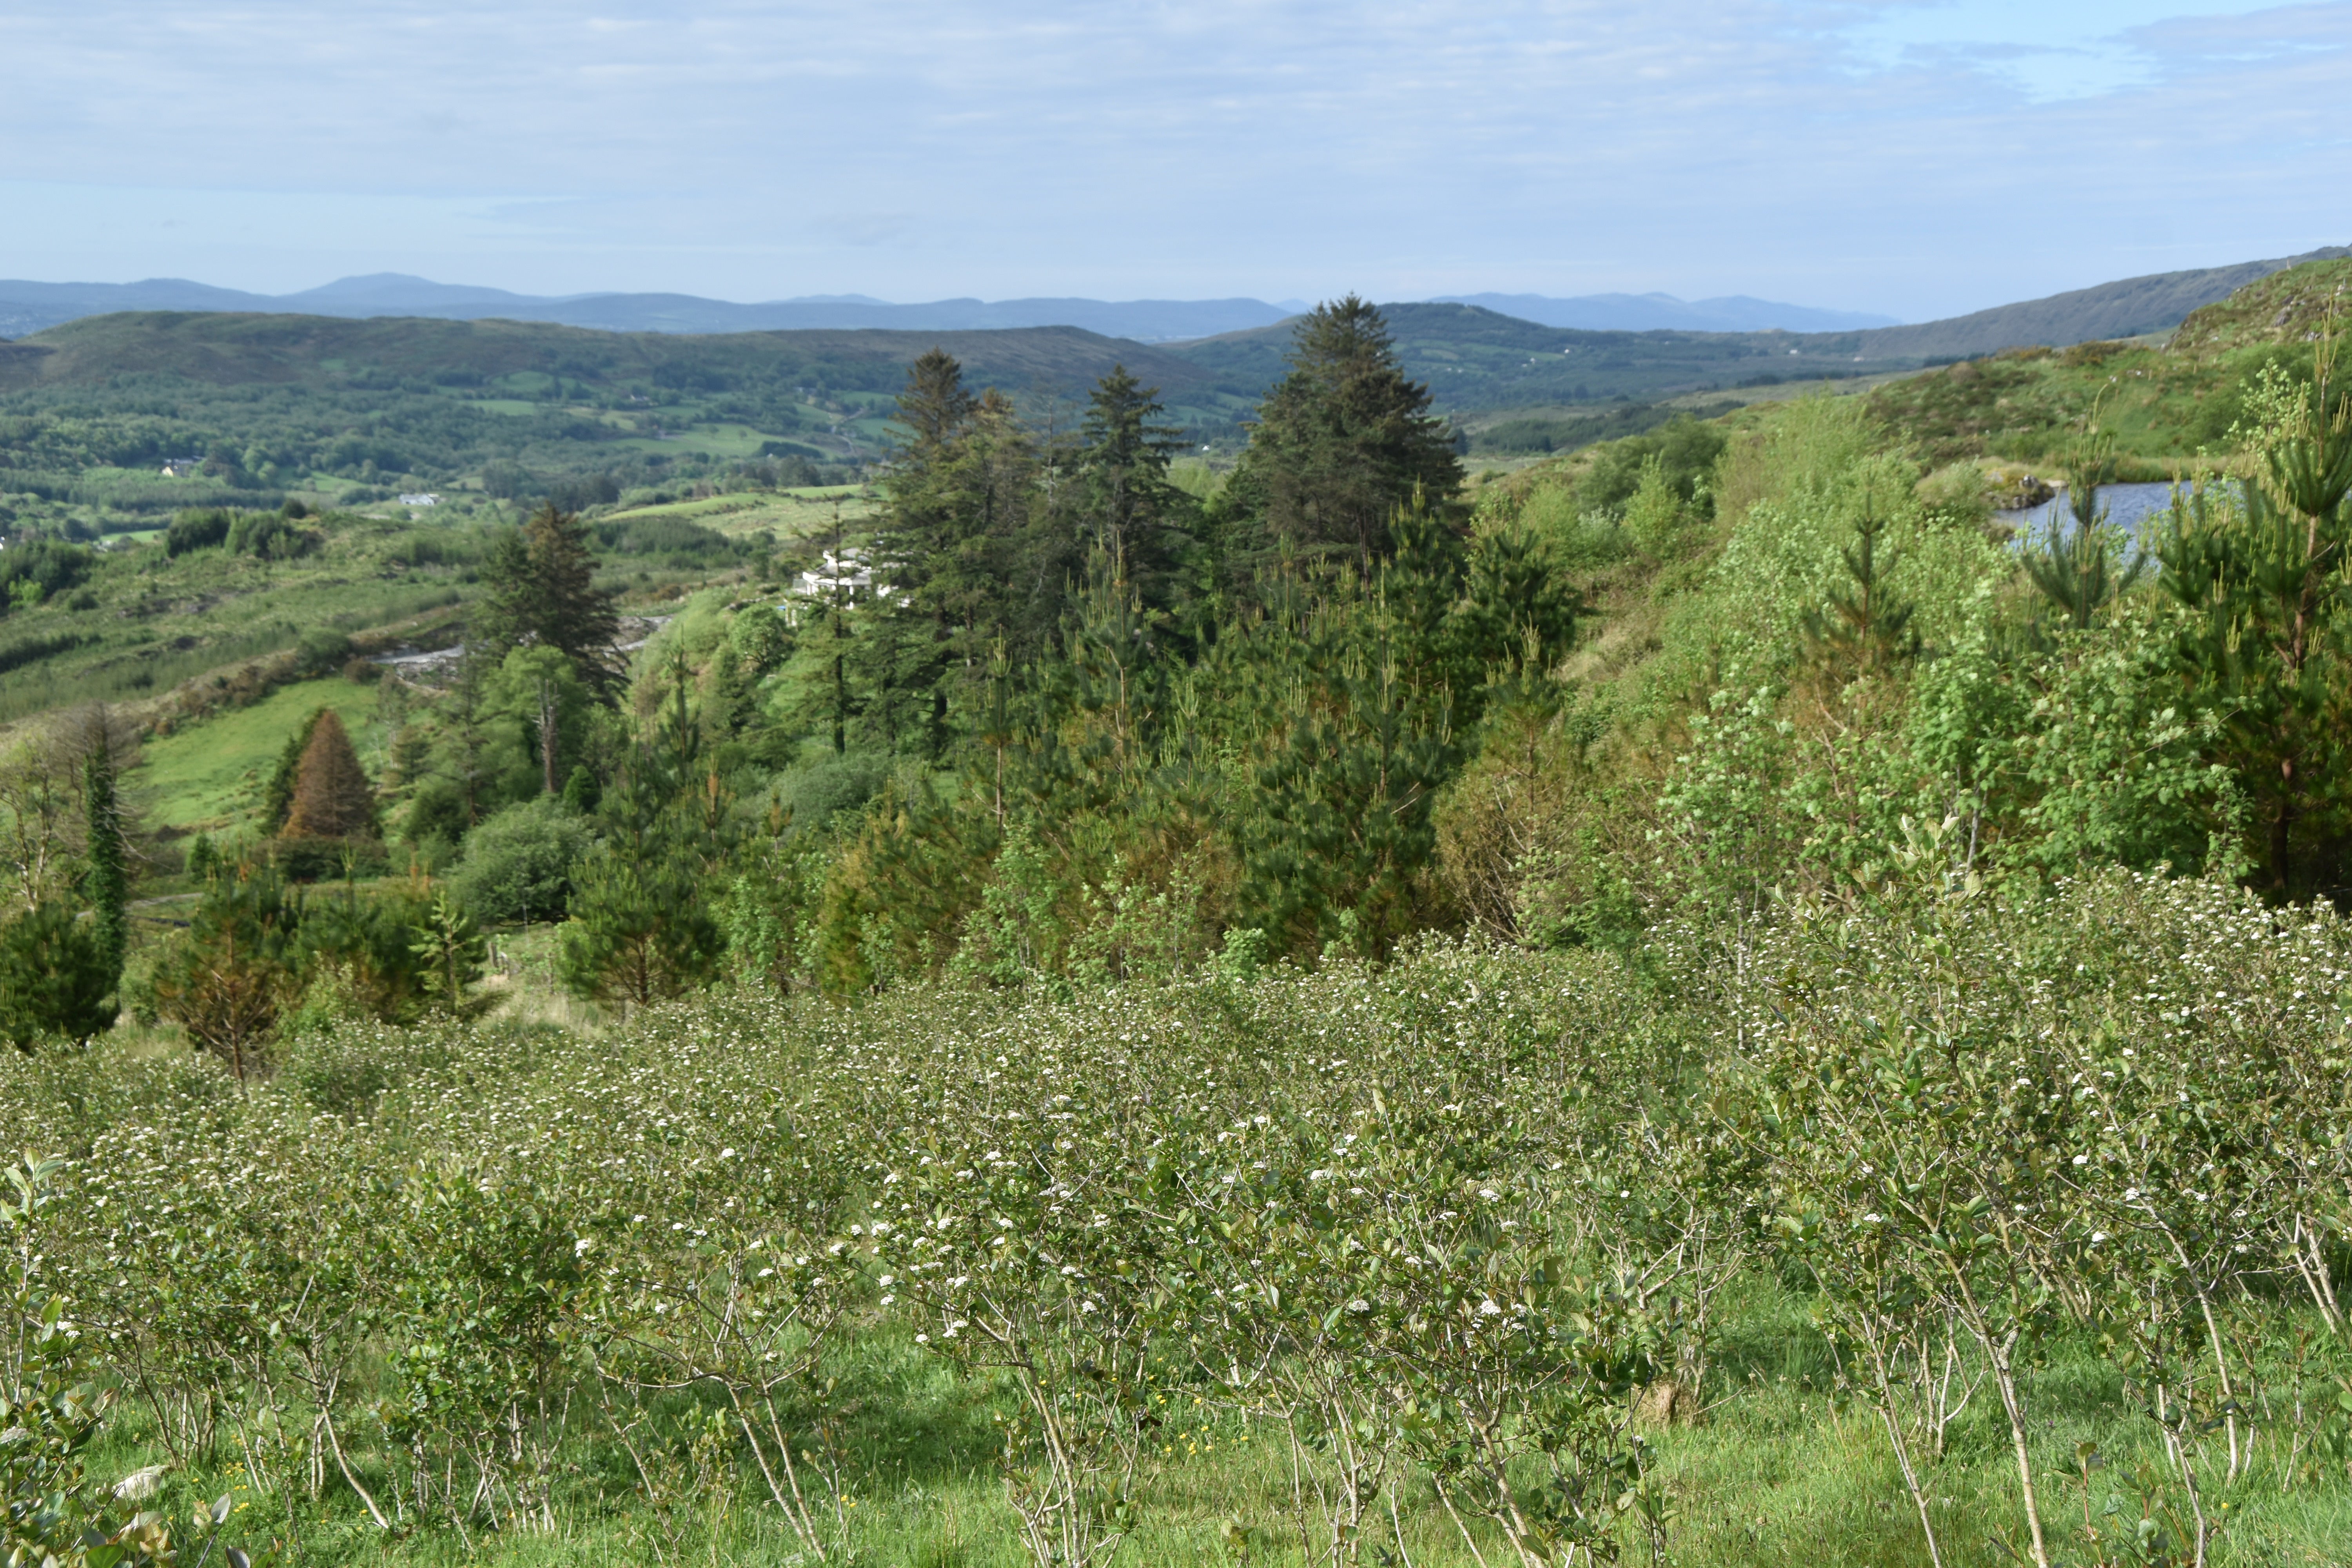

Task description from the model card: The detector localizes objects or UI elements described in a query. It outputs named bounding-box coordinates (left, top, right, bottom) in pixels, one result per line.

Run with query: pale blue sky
left=1, top=1, right=2344, bottom=321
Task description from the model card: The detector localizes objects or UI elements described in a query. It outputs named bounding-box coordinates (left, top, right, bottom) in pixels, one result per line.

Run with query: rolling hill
left=8, top=245, right=2348, bottom=538
left=0, top=312, right=1255, bottom=510
left=1863, top=254, right=2352, bottom=470
left=1166, top=248, right=2352, bottom=425
left=1431, top=292, right=1896, bottom=332
left=0, top=277, right=1300, bottom=345
left=1835, top=246, right=2350, bottom=361
left=1164, top=301, right=1922, bottom=416
left=0, top=310, right=1225, bottom=404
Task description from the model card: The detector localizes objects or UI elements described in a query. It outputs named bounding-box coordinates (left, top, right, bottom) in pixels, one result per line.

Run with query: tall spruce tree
left=1223, top=296, right=1463, bottom=566
left=898, top=347, right=979, bottom=459
left=80, top=722, right=125, bottom=994
left=1076, top=365, right=1192, bottom=606
left=883, top=355, right=1072, bottom=749
left=475, top=503, right=623, bottom=694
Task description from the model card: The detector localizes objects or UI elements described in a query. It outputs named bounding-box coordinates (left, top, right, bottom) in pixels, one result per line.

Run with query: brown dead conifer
left=281, top=710, right=377, bottom=840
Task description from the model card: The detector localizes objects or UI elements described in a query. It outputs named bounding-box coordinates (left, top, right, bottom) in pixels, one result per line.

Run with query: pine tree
left=152, top=860, right=301, bottom=1080
left=282, top=710, right=378, bottom=840
left=557, top=840, right=723, bottom=1013
left=80, top=724, right=125, bottom=993
left=1235, top=585, right=1459, bottom=960
left=408, top=890, right=489, bottom=1018
left=1223, top=297, right=1463, bottom=566
left=1803, top=506, right=1920, bottom=679
left=2024, top=432, right=2147, bottom=631
left=474, top=503, right=623, bottom=693
left=0, top=902, right=116, bottom=1049
left=2161, top=327, right=2352, bottom=896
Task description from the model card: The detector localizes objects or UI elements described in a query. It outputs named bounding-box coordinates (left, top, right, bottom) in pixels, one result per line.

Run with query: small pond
left=1993, top=481, right=2232, bottom=543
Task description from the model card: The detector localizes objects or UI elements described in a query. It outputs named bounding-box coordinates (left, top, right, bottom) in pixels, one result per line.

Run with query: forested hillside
left=0, top=311, right=1236, bottom=527
left=6, top=263, right=2352, bottom=1567
left=7, top=246, right=2334, bottom=546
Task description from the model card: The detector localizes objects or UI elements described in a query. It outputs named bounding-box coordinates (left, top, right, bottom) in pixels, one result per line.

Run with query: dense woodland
left=4, top=266, right=2352, bottom=1566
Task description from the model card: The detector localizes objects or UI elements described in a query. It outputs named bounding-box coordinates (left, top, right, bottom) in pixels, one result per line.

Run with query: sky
left=0, top=1, right=2345, bottom=322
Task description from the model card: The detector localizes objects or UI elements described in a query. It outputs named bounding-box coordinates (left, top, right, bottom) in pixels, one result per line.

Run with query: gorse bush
left=10, top=869, right=2352, bottom=1565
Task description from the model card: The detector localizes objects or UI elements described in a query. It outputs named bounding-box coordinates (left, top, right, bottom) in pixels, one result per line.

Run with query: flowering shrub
left=4, top=871, right=2349, bottom=1564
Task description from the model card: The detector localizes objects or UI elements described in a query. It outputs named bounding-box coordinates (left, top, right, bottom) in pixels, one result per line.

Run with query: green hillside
left=1169, top=300, right=1918, bottom=413
left=0, top=309, right=1227, bottom=405
left=1842, top=244, right=2348, bottom=361
left=0, top=312, right=1249, bottom=543
left=0, top=486, right=780, bottom=737
left=8, top=253, right=2325, bottom=540
left=1864, top=255, right=2352, bottom=468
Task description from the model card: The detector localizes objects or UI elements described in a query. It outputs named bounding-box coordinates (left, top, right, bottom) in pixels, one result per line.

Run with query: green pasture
left=596, top=484, right=877, bottom=537
left=132, top=675, right=384, bottom=832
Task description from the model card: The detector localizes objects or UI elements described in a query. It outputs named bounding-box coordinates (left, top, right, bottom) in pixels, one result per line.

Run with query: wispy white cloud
left=0, top=2, right=2342, bottom=317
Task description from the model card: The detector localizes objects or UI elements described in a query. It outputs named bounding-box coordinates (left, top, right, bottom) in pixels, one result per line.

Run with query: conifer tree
left=263, top=708, right=328, bottom=832
left=889, top=382, right=1047, bottom=654
left=474, top=503, right=623, bottom=694
left=1076, top=366, right=1192, bottom=606
left=1804, top=506, right=1919, bottom=679
left=0, top=902, right=116, bottom=1049
left=282, top=710, right=378, bottom=841
left=2024, top=432, right=2147, bottom=631
left=2161, top=327, right=2352, bottom=896
left=1223, top=296, right=1463, bottom=566
left=152, top=860, right=301, bottom=1080
left=898, top=347, right=979, bottom=459
left=80, top=724, right=125, bottom=993
left=557, top=840, right=723, bottom=1013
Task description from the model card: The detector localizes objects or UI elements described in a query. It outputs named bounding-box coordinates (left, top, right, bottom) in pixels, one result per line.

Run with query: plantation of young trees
left=7, top=287, right=2352, bottom=1565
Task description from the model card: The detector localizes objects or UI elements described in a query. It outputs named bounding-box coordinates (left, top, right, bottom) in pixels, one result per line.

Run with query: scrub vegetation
left=6, top=260, right=2352, bottom=1566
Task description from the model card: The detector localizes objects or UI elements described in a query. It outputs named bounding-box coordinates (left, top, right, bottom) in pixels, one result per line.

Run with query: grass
left=65, top=1278, right=2352, bottom=1567
left=131, top=673, right=386, bottom=832
left=595, top=484, right=879, bottom=539
left=0, top=483, right=776, bottom=740
left=0, top=504, right=477, bottom=726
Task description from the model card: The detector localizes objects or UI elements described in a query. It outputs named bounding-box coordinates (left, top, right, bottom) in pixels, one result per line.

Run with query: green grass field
left=70, top=1317, right=2347, bottom=1568
left=595, top=484, right=878, bottom=539
left=131, top=674, right=385, bottom=832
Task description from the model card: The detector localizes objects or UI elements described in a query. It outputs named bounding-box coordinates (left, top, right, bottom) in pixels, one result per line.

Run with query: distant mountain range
left=0, top=273, right=1894, bottom=341
left=4, top=249, right=2346, bottom=432
left=0, top=276, right=1305, bottom=343
left=6, top=254, right=2343, bottom=357
left=1430, top=293, right=1898, bottom=332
